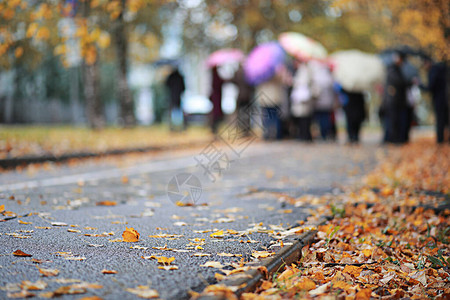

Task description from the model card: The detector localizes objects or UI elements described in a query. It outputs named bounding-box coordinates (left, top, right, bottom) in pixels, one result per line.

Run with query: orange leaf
left=343, top=265, right=362, bottom=277
left=0, top=204, right=4, bottom=213
left=96, top=201, right=117, bottom=206
left=296, top=278, right=316, bottom=291
left=122, top=227, right=139, bottom=242
left=355, top=288, right=372, bottom=300
left=101, top=269, right=118, bottom=274
left=13, top=249, right=32, bottom=257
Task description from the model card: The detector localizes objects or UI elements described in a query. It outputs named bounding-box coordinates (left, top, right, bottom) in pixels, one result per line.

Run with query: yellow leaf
left=296, top=278, right=316, bottom=291
left=122, top=227, right=140, bottom=242
left=210, top=230, right=224, bottom=238
left=18, top=219, right=31, bottom=224
left=0, top=204, right=4, bottom=213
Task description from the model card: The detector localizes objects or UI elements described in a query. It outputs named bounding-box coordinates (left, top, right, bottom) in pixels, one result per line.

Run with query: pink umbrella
left=279, top=32, right=327, bottom=61
left=244, top=42, right=285, bottom=86
left=206, top=48, right=244, bottom=67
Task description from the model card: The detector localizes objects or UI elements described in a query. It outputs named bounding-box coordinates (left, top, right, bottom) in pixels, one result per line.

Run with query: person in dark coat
left=230, top=65, right=254, bottom=136
left=342, top=89, right=366, bottom=143
left=423, top=59, right=448, bottom=143
left=165, top=68, right=186, bottom=131
left=383, top=51, right=410, bottom=144
left=210, top=66, right=225, bottom=134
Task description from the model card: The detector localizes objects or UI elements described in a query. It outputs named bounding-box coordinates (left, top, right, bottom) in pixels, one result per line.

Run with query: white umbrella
left=330, top=50, right=386, bottom=92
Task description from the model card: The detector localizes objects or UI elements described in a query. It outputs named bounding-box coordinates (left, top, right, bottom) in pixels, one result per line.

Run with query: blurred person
left=290, top=61, right=316, bottom=141
left=230, top=65, right=254, bottom=136
left=256, top=65, right=291, bottom=140
left=310, top=60, right=338, bottom=141
left=334, top=83, right=366, bottom=143
left=165, top=68, right=186, bottom=131
left=383, top=51, right=410, bottom=144
left=209, top=66, right=225, bottom=134
left=423, top=58, right=448, bottom=144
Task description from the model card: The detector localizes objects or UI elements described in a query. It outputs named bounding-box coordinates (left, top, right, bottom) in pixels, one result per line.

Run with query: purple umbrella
left=244, top=42, right=285, bottom=86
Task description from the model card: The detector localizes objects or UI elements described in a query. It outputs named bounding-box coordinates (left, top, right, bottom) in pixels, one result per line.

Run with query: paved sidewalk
left=0, top=141, right=379, bottom=299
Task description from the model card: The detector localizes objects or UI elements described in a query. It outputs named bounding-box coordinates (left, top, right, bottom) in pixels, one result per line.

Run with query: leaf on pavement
left=0, top=204, right=4, bottom=213
left=38, top=267, right=59, bottom=277
left=125, top=286, right=159, bottom=299
left=51, top=222, right=67, bottom=227
left=200, top=261, right=225, bottom=268
left=101, top=269, right=118, bottom=274
left=210, top=230, right=224, bottom=238
left=13, top=249, right=32, bottom=257
left=251, top=251, right=275, bottom=259
left=122, top=227, right=139, bottom=242
left=96, top=201, right=117, bottom=206
left=67, top=229, right=81, bottom=233
left=18, top=220, right=32, bottom=224
left=6, top=290, right=35, bottom=298
left=217, top=253, right=242, bottom=257
left=193, top=253, right=211, bottom=257
left=158, top=265, right=179, bottom=270
left=173, top=221, right=187, bottom=226
left=21, top=280, right=47, bottom=290
left=130, top=245, right=148, bottom=250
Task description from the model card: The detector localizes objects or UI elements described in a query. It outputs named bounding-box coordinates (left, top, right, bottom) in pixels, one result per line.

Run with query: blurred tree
left=332, top=0, right=449, bottom=60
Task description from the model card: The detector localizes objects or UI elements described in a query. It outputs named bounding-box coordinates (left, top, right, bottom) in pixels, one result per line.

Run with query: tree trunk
left=83, top=59, right=104, bottom=128
left=115, top=0, right=136, bottom=127
left=82, top=0, right=104, bottom=129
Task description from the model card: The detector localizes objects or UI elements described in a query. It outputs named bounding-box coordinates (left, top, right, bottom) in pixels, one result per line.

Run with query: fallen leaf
left=51, top=222, right=67, bottom=226
left=200, top=261, right=225, bottom=268
left=0, top=204, right=4, bottom=213
left=173, top=222, right=187, bottom=226
left=21, top=280, right=47, bottom=290
left=217, top=253, right=242, bottom=257
left=125, top=286, right=159, bottom=298
left=68, top=229, right=81, bottom=233
left=7, top=290, right=35, bottom=298
left=38, top=267, right=59, bottom=277
left=18, top=220, right=32, bottom=224
left=158, top=265, right=179, bottom=270
left=101, top=269, right=118, bottom=274
left=296, top=278, right=316, bottom=291
left=193, top=253, right=211, bottom=257
left=122, top=227, right=140, bottom=242
left=130, top=245, right=148, bottom=250
left=210, top=230, right=224, bottom=238
left=13, top=249, right=32, bottom=257
left=96, top=201, right=117, bottom=206
left=251, top=251, right=275, bottom=259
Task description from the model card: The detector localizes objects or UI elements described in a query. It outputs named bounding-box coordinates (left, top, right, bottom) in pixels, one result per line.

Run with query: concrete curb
left=0, top=141, right=210, bottom=170
left=198, top=218, right=330, bottom=300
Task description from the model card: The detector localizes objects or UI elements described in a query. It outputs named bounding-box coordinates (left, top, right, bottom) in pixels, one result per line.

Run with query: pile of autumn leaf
left=207, top=140, right=450, bottom=299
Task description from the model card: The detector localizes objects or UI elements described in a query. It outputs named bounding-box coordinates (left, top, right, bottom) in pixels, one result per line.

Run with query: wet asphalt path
left=0, top=141, right=379, bottom=299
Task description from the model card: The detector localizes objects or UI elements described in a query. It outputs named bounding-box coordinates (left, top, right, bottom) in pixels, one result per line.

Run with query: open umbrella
left=244, top=42, right=285, bottom=86
left=278, top=32, right=327, bottom=61
left=330, top=50, right=386, bottom=92
left=206, top=48, right=244, bottom=67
